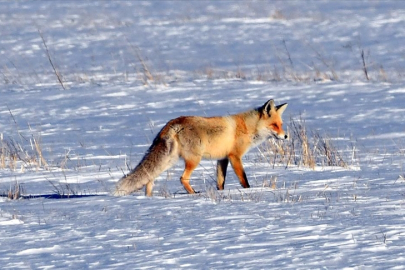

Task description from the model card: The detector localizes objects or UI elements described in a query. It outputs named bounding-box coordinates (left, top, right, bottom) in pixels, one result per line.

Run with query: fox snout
left=274, top=132, right=288, bottom=140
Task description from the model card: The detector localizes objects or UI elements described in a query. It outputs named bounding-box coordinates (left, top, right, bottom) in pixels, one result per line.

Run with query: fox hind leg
left=216, top=158, right=229, bottom=190
left=145, top=181, right=154, bottom=197
left=229, top=155, right=250, bottom=188
left=180, top=158, right=200, bottom=194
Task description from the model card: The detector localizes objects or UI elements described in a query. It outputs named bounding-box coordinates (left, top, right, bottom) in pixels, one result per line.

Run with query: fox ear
left=262, top=99, right=275, bottom=116
left=276, top=103, right=288, bottom=116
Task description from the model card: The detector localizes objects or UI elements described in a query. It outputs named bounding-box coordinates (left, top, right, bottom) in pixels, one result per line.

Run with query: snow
left=1, top=1, right=405, bottom=269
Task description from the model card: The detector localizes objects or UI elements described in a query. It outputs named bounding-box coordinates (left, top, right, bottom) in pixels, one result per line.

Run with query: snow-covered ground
left=1, top=1, right=405, bottom=269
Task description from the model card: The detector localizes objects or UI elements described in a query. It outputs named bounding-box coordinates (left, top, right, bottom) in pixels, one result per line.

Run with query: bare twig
left=38, top=30, right=66, bottom=90
left=361, top=49, right=369, bottom=81
left=307, top=43, right=338, bottom=80
left=126, top=38, right=154, bottom=83
left=283, top=40, right=293, bottom=67
left=7, top=106, right=27, bottom=141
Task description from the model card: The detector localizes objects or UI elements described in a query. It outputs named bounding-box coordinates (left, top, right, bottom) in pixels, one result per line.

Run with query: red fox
left=113, top=99, right=288, bottom=196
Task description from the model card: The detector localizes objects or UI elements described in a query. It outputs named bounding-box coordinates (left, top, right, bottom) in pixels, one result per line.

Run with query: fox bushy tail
left=113, top=127, right=179, bottom=196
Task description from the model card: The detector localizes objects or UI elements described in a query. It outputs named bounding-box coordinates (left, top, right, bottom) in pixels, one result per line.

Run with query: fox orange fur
left=113, top=99, right=288, bottom=196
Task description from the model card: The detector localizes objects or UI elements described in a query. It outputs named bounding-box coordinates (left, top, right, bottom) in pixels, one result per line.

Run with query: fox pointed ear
left=262, top=99, right=275, bottom=115
left=276, top=103, right=288, bottom=116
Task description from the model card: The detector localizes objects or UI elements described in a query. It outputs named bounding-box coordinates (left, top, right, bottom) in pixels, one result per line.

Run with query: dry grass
left=202, top=185, right=266, bottom=203
left=2, top=34, right=399, bottom=87
left=0, top=132, right=48, bottom=171
left=0, top=181, right=24, bottom=200
left=48, top=180, right=79, bottom=198
left=260, top=114, right=348, bottom=169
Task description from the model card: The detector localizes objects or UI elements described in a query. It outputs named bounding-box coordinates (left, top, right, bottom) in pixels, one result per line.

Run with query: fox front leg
left=228, top=155, right=250, bottom=189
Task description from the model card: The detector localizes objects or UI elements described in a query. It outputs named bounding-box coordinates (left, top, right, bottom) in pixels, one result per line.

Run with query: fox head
left=259, top=99, right=288, bottom=140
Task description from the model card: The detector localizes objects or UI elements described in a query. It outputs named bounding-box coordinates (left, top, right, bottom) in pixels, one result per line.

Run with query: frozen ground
left=1, top=1, right=405, bottom=269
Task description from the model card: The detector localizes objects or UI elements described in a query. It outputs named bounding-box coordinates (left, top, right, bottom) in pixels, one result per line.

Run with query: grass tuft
left=262, top=114, right=349, bottom=169
left=0, top=181, right=24, bottom=200
left=0, top=133, right=48, bottom=171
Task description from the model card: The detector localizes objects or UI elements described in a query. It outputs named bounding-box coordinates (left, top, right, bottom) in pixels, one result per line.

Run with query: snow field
left=1, top=1, right=405, bottom=269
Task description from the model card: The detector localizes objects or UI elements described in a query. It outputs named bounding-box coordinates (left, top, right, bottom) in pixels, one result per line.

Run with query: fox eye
left=271, top=124, right=279, bottom=129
